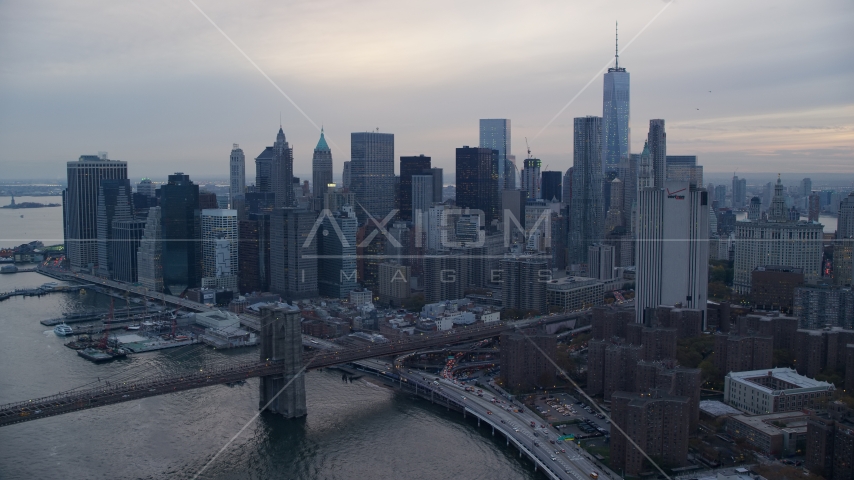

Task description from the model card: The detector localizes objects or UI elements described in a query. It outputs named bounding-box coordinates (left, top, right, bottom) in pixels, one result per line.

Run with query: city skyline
left=1, top=1, right=852, bottom=180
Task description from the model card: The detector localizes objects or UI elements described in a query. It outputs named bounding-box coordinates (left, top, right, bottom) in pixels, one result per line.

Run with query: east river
left=0, top=271, right=538, bottom=478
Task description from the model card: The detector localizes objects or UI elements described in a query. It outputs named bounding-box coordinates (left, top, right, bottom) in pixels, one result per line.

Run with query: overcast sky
left=0, top=0, right=852, bottom=182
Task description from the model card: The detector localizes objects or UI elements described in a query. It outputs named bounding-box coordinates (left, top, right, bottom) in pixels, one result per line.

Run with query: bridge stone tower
left=259, top=304, right=307, bottom=418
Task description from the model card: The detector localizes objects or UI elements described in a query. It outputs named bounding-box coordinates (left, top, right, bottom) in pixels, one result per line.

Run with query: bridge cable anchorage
left=511, top=324, right=669, bottom=480
left=191, top=350, right=323, bottom=480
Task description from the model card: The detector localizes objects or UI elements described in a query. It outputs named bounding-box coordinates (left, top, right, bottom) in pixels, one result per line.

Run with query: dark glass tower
left=455, top=146, right=500, bottom=224
left=398, top=154, right=432, bottom=221
left=568, top=117, right=604, bottom=264
left=160, top=173, right=200, bottom=295
left=540, top=171, right=563, bottom=202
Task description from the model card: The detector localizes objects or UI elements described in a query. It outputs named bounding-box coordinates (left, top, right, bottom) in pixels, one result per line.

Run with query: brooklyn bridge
left=0, top=304, right=516, bottom=428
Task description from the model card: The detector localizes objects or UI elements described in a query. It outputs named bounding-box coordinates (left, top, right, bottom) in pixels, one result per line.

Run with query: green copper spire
left=315, top=126, right=330, bottom=152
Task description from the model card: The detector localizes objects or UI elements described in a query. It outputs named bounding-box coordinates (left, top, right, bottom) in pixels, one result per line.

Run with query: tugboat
left=54, top=323, right=73, bottom=336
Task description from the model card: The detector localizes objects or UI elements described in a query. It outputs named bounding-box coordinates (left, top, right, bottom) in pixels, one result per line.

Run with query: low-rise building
left=725, top=411, right=809, bottom=456
left=545, top=276, right=604, bottom=312
left=193, top=310, right=241, bottom=330
left=724, top=368, right=835, bottom=415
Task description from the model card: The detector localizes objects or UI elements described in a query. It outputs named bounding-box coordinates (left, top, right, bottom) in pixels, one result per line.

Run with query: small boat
left=54, top=323, right=73, bottom=336
left=126, top=324, right=141, bottom=331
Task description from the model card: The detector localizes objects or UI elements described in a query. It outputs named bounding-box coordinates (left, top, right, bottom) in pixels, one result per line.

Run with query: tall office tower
left=200, top=209, right=239, bottom=293
left=733, top=176, right=824, bottom=293
left=834, top=195, right=854, bottom=285
left=604, top=178, right=624, bottom=233
left=479, top=119, right=512, bottom=193
left=136, top=178, right=156, bottom=198
left=732, top=176, right=747, bottom=208
left=808, top=194, right=821, bottom=222
left=501, top=254, right=548, bottom=314
left=602, top=27, right=630, bottom=173
left=160, top=173, right=201, bottom=295
left=714, top=185, right=727, bottom=206
left=229, top=144, right=246, bottom=207
left=455, top=146, right=500, bottom=224
left=341, top=161, right=351, bottom=189
left=802, top=178, right=813, bottom=197
left=272, top=127, right=295, bottom=208
left=506, top=155, right=517, bottom=189
left=411, top=174, right=434, bottom=222
left=588, top=244, right=616, bottom=281
left=270, top=208, right=318, bottom=300
left=618, top=154, right=637, bottom=231
left=110, top=218, right=146, bottom=283
left=238, top=214, right=269, bottom=294
left=137, top=206, right=163, bottom=292
left=636, top=181, right=710, bottom=324
left=562, top=168, right=573, bottom=207
left=637, top=142, right=652, bottom=190
left=647, top=120, right=666, bottom=188
left=350, top=131, right=395, bottom=223
left=838, top=192, right=854, bottom=238
left=63, top=154, right=128, bottom=272
left=748, top=196, right=762, bottom=220
left=255, top=144, right=274, bottom=193
left=568, top=116, right=604, bottom=264
left=666, top=155, right=703, bottom=186
left=318, top=205, right=358, bottom=298
left=610, top=390, right=690, bottom=476
left=311, top=127, right=333, bottom=200
left=398, top=154, right=431, bottom=221
left=95, top=179, right=133, bottom=278
left=430, top=167, right=443, bottom=202
left=520, top=157, right=542, bottom=199
left=540, top=171, right=562, bottom=202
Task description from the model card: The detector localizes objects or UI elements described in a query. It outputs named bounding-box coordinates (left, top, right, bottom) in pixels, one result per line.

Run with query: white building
left=724, top=368, right=835, bottom=415
left=201, top=209, right=238, bottom=292
left=349, top=288, right=372, bottom=306
left=635, top=180, right=709, bottom=325
left=546, top=276, right=604, bottom=312
left=229, top=144, right=245, bottom=208
left=733, top=177, right=824, bottom=293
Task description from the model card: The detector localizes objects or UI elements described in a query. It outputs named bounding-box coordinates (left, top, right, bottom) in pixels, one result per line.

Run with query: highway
left=355, top=356, right=611, bottom=480
left=38, top=267, right=216, bottom=313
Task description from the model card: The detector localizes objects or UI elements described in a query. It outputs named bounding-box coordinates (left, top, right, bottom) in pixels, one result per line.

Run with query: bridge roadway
left=351, top=359, right=611, bottom=480
left=0, top=322, right=512, bottom=428
left=36, top=266, right=216, bottom=313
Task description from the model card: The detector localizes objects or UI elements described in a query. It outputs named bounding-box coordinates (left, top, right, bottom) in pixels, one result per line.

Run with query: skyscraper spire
left=615, top=21, right=619, bottom=70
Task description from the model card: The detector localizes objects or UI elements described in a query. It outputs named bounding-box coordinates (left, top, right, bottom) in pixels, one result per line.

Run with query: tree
left=773, top=349, right=795, bottom=368
left=402, top=294, right=425, bottom=312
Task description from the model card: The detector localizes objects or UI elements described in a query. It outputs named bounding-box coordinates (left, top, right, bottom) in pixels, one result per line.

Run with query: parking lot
left=528, top=392, right=611, bottom=440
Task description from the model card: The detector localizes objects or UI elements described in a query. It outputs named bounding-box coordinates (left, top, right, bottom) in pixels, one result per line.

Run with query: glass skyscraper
left=479, top=119, right=513, bottom=193
left=350, top=131, right=395, bottom=224
left=602, top=32, right=630, bottom=173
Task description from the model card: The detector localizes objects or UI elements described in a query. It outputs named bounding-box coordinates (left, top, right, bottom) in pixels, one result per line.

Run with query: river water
left=0, top=272, right=539, bottom=479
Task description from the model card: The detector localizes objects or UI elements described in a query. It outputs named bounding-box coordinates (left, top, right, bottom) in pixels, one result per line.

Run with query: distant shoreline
left=1, top=202, right=61, bottom=209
